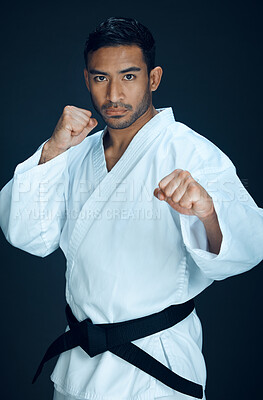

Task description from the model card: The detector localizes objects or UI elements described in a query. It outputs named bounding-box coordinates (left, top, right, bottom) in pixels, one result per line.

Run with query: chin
left=104, top=114, right=133, bottom=129
left=107, top=122, right=131, bottom=129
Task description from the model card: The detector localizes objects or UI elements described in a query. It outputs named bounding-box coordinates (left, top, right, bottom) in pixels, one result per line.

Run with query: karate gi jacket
left=0, top=107, right=263, bottom=400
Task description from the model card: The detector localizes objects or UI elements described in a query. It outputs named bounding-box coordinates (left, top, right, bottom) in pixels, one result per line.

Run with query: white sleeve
left=0, top=139, right=70, bottom=257
left=179, top=163, right=263, bottom=281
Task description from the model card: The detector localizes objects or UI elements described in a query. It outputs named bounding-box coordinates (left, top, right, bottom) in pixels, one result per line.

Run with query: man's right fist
left=38, top=105, right=98, bottom=164
left=50, top=105, right=98, bottom=151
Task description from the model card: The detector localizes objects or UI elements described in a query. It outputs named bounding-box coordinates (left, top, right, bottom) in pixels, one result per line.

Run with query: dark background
left=0, top=0, right=262, bottom=399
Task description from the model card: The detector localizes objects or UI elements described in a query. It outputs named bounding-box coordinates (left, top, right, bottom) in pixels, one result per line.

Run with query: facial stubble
left=89, top=83, right=152, bottom=129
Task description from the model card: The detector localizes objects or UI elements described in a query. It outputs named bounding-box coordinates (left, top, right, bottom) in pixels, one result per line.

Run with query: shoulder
left=163, top=120, right=235, bottom=174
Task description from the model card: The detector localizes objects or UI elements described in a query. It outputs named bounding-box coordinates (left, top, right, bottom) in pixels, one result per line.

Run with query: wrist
left=198, top=206, right=217, bottom=225
left=45, top=137, right=69, bottom=154
left=38, top=138, right=67, bottom=165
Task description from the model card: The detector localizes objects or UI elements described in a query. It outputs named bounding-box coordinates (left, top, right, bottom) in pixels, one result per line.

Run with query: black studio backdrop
left=0, top=1, right=262, bottom=399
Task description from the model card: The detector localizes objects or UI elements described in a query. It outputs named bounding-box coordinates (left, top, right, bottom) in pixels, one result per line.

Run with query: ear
left=149, top=66, right=163, bottom=92
left=84, top=68, right=90, bottom=92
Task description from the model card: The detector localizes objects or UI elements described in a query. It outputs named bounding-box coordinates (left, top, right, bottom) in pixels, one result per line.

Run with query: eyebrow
left=89, top=67, right=142, bottom=75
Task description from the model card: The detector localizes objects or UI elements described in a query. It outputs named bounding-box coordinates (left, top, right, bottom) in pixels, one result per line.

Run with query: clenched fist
left=154, top=169, right=214, bottom=222
left=50, top=105, right=98, bottom=151
left=39, top=105, right=98, bottom=164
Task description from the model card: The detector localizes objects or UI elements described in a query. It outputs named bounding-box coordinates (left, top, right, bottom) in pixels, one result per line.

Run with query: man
left=0, top=16, right=262, bottom=400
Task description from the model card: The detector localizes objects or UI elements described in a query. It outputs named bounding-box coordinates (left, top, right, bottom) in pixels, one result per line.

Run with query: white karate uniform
left=0, top=107, right=263, bottom=400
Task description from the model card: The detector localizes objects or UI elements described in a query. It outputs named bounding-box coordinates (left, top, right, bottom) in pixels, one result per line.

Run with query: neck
left=103, top=105, right=158, bottom=152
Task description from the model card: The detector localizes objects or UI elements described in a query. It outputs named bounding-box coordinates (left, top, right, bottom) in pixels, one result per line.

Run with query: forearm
left=200, top=208, right=223, bottom=255
left=38, top=139, right=67, bottom=164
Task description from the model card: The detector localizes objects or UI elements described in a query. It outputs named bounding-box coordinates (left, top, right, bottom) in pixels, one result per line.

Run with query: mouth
left=105, top=108, right=128, bottom=116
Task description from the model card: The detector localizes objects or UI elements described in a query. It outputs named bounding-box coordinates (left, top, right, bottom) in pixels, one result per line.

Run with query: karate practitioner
left=0, top=16, right=263, bottom=400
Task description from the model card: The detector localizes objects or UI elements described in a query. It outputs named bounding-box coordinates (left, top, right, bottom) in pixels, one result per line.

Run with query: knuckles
left=63, top=105, right=92, bottom=117
left=63, top=105, right=72, bottom=113
left=181, top=170, right=192, bottom=178
left=158, top=181, right=166, bottom=191
left=171, top=193, right=180, bottom=202
left=178, top=169, right=192, bottom=181
left=61, top=106, right=91, bottom=128
left=159, top=169, right=194, bottom=192
left=157, top=169, right=212, bottom=212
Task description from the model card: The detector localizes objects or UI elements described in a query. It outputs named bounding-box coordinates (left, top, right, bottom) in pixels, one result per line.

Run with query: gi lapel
left=67, top=107, right=175, bottom=267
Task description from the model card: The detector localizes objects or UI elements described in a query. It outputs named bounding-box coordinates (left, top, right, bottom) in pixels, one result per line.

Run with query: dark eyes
left=94, top=76, right=105, bottom=82
left=124, top=74, right=135, bottom=80
left=94, top=74, right=135, bottom=82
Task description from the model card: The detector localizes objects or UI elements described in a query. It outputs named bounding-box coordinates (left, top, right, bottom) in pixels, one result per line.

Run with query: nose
left=106, top=79, right=124, bottom=103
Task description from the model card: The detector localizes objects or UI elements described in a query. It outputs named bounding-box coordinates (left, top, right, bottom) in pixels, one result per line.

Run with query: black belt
left=32, top=299, right=203, bottom=399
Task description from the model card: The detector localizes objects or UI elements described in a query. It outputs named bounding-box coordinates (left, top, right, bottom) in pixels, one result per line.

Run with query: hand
left=154, top=169, right=215, bottom=221
left=49, top=105, right=98, bottom=151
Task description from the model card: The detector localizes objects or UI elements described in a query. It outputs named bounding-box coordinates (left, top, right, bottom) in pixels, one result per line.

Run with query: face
left=84, top=45, right=162, bottom=129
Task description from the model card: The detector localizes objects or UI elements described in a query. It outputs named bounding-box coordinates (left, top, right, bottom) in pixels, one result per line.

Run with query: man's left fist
left=154, top=169, right=215, bottom=221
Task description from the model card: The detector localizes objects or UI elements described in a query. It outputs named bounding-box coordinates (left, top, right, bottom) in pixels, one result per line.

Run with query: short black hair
left=84, top=17, right=156, bottom=75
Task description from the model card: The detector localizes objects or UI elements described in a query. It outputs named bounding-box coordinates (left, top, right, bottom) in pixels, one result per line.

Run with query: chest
left=104, top=148, right=126, bottom=172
